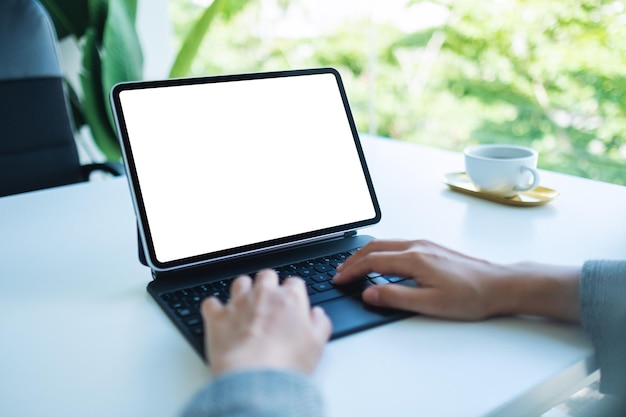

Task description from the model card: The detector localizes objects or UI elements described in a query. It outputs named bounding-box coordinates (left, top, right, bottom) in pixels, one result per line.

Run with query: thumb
left=362, top=284, right=438, bottom=315
left=311, top=306, right=333, bottom=342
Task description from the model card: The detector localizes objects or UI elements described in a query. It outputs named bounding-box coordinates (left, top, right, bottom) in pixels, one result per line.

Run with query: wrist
left=491, top=262, right=581, bottom=322
left=210, top=346, right=320, bottom=377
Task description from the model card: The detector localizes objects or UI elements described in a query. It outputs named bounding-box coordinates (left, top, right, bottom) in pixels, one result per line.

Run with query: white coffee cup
left=464, top=144, right=540, bottom=197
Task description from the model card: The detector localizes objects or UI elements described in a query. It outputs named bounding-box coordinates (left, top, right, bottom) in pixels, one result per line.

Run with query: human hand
left=334, top=239, right=581, bottom=322
left=201, top=269, right=332, bottom=376
left=333, top=239, right=513, bottom=320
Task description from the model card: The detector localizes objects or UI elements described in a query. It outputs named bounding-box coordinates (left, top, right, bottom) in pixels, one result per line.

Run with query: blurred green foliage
left=43, top=0, right=143, bottom=161
left=169, top=0, right=255, bottom=78
left=170, top=0, right=626, bottom=185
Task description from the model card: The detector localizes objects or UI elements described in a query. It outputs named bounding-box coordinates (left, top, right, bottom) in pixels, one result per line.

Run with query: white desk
left=2, top=136, right=625, bottom=417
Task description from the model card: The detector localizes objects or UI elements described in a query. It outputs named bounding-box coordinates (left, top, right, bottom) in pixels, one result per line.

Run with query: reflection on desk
left=2, top=136, right=625, bottom=417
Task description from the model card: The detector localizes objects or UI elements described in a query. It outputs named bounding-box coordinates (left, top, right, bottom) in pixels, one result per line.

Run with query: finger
left=200, top=295, right=224, bottom=319
left=229, top=275, right=252, bottom=299
left=362, top=284, right=447, bottom=317
left=362, top=284, right=429, bottom=313
left=199, top=297, right=223, bottom=365
left=282, top=276, right=308, bottom=294
left=253, top=269, right=279, bottom=289
left=282, top=275, right=306, bottom=289
left=310, top=306, right=333, bottom=342
left=280, top=277, right=309, bottom=307
left=336, top=239, right=411, bottom=272
left=334, top=250, right=420, bottom=284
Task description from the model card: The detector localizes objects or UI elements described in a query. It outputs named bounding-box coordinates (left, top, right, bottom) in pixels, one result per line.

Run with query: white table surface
left=2, top=136, right=625, bottom=417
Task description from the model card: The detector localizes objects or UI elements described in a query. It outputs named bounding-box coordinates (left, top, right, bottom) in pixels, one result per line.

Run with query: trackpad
left=320, top=296, right=413, bottom=339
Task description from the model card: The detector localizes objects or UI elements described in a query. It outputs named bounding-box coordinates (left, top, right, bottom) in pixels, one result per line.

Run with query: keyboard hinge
left=343, top=230, right=357, bottom=238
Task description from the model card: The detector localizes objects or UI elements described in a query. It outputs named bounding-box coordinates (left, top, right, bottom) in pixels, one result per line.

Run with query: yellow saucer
left=443, top=172, right=559, bottom=206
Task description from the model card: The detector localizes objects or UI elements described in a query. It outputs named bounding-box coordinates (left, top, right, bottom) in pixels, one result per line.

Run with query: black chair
left=0, top=0, right=122, bottom=197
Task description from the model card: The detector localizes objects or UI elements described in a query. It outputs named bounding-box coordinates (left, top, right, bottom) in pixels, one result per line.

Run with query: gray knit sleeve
left=580, top=260, right=626, bottom=396
left=181, top=369, right=324, bottom=417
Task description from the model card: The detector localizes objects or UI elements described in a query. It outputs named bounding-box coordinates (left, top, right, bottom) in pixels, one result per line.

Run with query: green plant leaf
left=40, top=0, right=89, bottom=39
left=88, top=0, right=109, bottom=43
left=101, top=0, right=144, bottom=133
left=169, top=0, right=254, bottom=78
left=80, top=29, right=122, bottom=161
left=65, top=80, right=86, bottom=129
left=122, top=0, right=138, bottom=23
left=220, top=0, right=254, bottom=20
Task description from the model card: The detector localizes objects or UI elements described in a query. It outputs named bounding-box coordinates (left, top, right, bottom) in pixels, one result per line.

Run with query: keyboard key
left=185, top=316, right=202, bottom=326
left=176, top=308, right=192, bottom=317
left=370, top=277, right=390, bottom=286
left=168, top=301, right=185, bottom=309
left=174, top=289, right=190, bottom=298
left=301, top=275, right=317, bottom=286
left=309, top=281, right=369, bottom=305
left=311, top=273, right=331, bottom=283
left=216, top=279, right=233, bottom=290
left=196, top=287, right=208, bottom=295
left=309, top=288, right=347, bottom=304
left=333, top=252, right=349, bottom=261
left=313, top=264, right=333, bottom=273
left=296, top=267, right=315, bottom=277
left=189, top=295, right=202, bottom=303
left=312, top=282, right=334, bottom=292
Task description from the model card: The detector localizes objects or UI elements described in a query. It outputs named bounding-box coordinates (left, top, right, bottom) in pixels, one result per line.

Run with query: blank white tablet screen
left=119, top=72, right=377, bottom=263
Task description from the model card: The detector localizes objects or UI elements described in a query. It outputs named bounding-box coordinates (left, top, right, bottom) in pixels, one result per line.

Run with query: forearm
left=580, top=260, right=626, bottom=396
left=182, top=369, right=324, bottom=417
left=491, top=262, right=581, bottom=322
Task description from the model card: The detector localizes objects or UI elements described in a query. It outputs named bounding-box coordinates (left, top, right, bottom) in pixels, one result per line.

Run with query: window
left=170, top=0, right=626, bottom=185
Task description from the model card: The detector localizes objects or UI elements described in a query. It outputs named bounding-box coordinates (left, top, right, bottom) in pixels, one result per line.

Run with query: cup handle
left=515, top=166, right=540, bottom=192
